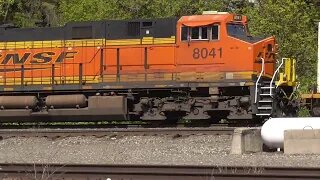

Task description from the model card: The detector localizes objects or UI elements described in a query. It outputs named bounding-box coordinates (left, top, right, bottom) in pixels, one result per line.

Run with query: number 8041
left=192, top=48, right=222, bottom=59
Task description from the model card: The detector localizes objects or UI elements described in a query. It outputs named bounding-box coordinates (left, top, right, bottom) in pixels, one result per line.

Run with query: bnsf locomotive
left=0, top=11, right=297, bottom=123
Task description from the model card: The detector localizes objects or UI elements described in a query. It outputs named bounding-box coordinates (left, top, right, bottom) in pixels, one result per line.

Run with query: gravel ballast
left=0, top=135, right=319, bottom=167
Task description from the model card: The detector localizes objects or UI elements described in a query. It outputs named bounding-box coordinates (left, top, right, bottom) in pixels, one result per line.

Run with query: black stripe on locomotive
left=0, top=18, right=178, bottom=41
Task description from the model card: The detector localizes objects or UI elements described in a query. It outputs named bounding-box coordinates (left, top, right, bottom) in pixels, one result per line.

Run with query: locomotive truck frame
left=0, top=11, right=297, bottom=123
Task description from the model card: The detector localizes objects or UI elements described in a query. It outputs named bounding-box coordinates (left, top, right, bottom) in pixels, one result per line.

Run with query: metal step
left=258, top=106, right=272, bottom=110
left=256, top=113, right=271, bottom=116
left=260, top=93, right=273, bottom=96
left=261, top=86, right=275, bottom=89
left=259, top=100, right=273, bottom=103
left=258, top=82, right=273, bottom=85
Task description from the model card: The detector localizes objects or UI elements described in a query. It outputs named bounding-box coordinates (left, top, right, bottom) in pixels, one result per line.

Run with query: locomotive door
left=51, top=48, right=66, bottom=85
left=103, top=47, right=144, bottom=82
left=56, top=47, right=74, bottom=85
left=176, top=24, right=223, bottom=68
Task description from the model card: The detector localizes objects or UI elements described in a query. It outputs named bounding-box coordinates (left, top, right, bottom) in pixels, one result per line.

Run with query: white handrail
left=269, top=58, right=285, bottom=96
left=255, top=58, right=265, bottom=103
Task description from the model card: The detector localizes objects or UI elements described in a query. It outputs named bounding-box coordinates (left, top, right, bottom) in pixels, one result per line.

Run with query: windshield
left=227, top=23, right=247, bottom=37
left=226, top=23, right=264, bottom=43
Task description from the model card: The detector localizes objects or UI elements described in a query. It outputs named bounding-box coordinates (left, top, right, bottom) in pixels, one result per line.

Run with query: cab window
left=191, top=27, right=208, bottom=40
left=212, top=25, right=219, bottom=40
left=181, top=25, right=219, bottom=41
left=181, top=26, right=188, bottom=41
left=227, top=23, right=246, bottom=37
left=201, top=27, right=208, bottom=39
left=191, top=27, right=200, bottom=39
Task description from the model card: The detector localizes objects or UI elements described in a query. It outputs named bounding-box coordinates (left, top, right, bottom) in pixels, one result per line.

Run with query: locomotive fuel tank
left=261, top=118, right=320, bottom=148
left=46, top=94, right=87, bottom=108
left=0, top=96, right=38, bottom=109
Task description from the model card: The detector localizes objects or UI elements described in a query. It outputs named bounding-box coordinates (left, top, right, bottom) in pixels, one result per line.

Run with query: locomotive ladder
left=256, top=83, right=275, bottom=116
left=255, top=58, right=285, bottom=116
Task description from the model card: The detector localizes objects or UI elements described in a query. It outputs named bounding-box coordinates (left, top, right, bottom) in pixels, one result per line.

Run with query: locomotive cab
left=176, top=12, right=276, bottom=79
left=174, top=12, right=292, bottom=120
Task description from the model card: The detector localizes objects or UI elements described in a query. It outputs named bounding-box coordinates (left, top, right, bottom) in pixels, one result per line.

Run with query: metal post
left=21, top=65, right=24, bottom=87
left=317, top=22, right=320, bottom=93
left=79, top=63, right=83, bottom=86
left=100, top=48, right=104, bottom=82
left=51, top=64, right=55, bottom=88
left=144, top=47, right=148, bottom=81
left=116, top=48, right=120, bottom=82
left=144, top=47, right=148, bottom=69
left=255, top=58, right=265, bottom=103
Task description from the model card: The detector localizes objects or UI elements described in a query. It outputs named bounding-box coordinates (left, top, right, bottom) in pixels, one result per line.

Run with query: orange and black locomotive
left=0, top=11, right=297, bottom=123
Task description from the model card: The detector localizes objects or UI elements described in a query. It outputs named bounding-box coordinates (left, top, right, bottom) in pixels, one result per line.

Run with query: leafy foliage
left=0, top=0, right=59, bottom=27
left=57, top=0, right=227, bottom=23
left=0, top=0, right=15, bottom=22
left=242, top=0, right=319, bottom=89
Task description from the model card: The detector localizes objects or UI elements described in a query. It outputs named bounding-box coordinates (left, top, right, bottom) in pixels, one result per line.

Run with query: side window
left=180, top=25, right=219, bottom=41
left=191, top=27, right=208, bottom=40
left=201, top=27, right=208, bottom=39
left=212, top=25, right=219, bottom=40
left=191, top=27, right=199, bottom=39
left=181, top=26, right=188, bottom=41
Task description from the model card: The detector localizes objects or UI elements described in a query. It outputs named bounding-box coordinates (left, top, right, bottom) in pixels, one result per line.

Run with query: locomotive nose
left=254, top=36, right=276, bottom=62
left=264, top=37, right=276, bottom=61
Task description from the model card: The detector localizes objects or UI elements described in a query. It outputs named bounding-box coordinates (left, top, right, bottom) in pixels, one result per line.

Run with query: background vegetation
left=0, top=0, right=319, bottom=90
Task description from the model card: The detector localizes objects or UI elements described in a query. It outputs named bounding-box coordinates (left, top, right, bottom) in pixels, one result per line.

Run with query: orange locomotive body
left=1, top=13, right=275, bottom=84
left=0, top=12, right=293, bottom=123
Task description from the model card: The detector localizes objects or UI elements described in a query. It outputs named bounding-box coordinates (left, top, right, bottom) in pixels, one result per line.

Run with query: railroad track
left=0, top=121, right=256, bottom=129
left=0, top=163, right=319, bottom=180
left=0, top=127, right=235, bottom=139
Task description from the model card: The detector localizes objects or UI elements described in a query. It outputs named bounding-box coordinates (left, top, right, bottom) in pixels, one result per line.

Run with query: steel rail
left=0, top=163, right=319, bottom=180
left=0, top=127, right=235, bottom=139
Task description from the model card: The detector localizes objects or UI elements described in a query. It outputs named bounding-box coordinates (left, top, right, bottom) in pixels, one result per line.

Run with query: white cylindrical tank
left=261, top=117, right=320, bottom=148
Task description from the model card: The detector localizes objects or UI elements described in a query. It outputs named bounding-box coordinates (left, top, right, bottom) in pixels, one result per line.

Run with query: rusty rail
left=0, top=163, right=319, bottom=179
left=0, top=127, right=234, bottom=139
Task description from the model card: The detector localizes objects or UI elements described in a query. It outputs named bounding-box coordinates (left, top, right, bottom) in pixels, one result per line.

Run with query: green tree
left=58, top=0, right=227, bottom=23
left=58, top=0, right=109, bottom=23
left=0, top=0, right=59, bottom=27
left=0, top=0, right=15, bottom=23
left=243, top=0, right=319, bottom=88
